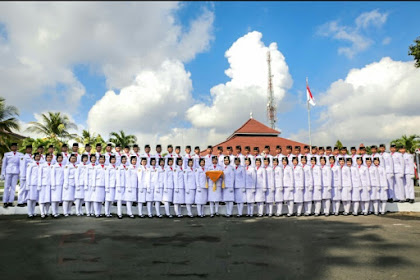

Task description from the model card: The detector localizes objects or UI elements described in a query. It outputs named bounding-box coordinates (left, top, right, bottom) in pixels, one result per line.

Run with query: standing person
left=204, top=146, right=213, bottom=169
left=358, top=157, right=371, bottom=216
left=123, top=146, right=131, bottom=159
left=173, top=158, right=185, bottom=218
left=351, top=157, right=363, bottom=216
left=374, top=157, right=389, bottom=215
left=183, top=145, right=193, bottom=170
left=146, top=158, right=157, bottom=218
left=26, top=153, right=41, bottom=218
left=244, top=158, right=256, bottom=217
left=74, top=154, right=88, bottom=216
left=164, top=145, right=174, bottom=167
left=63, top=154, right=77, bottom=217
left=274, top=145, right=285, bottom=164
left=174, top=146, right=182, bottom=162
left=124, top=156, right=138, bottom=218
left=285, top=146, right=293, bottom=167
left=222, top=156, right=235, bottom=217
left=283, top=157, right=294, bottom=217
left=312, top=157, right=323, bottom=216
left=47, top=145, right=57, bottom=164
left=104, top=143, right=114, bottom=166
left=292, top=157, right=304, bottom=217
left=253, top=147, right=262, bottom=166
left=350, top=147, right=358, bottom=167
left=207, top=156, right=223, bottom=217
left=84, top=154, right=96, bottom=217
left=114, top=144, right=122, bottom=166
left=192, top=146, right=202, bottom=169
left=37, top=153, right=53, bottom=218
left=367, top=158, right=380, bottom=215
left=83, top=143, right=93, bottom=159
left=370, top=146, right=383, bottom=168
left=341, top=158, right=353, bottom=216
left=391, top=144, right=405, bottom=202
left=18, top=145, right=33, bottom=207
left=264, top=157, right=275, bottom=216
left=132, top=144, right=141, bottom=164
left=94, top=143, right=102, bottom=165
left=330, top=156, right=342, bottom=216
left=294, top=146, right=303, bottom=165
left=217, top=147, right=224, bottom=166
left=195, top=158, right=208, bottom=218
left=51, top=154, right=65, bottom=218
left=155, top=144, right=163, bottom=167
left=37, top=146, right=46, bottom=163
left=379, top=144, right=395, bottom=202
left=272, top=158, right=284, bottom=216
left=153, top=158, right=165, bottom=218
left=301, top=156, right=313, bottom=216
left=115, top=155, right=128, bottom=219
left=1, top=142, right=22, bottom=208
left=401, top=146, right=415, bottom=203
left=226, top=147, right=236, bottom=167
left=163, top=158, right=175, bottom=218
left=71, top=143, right=81, bottom=164
left=243, top=146, right=255, bottom=168
left=184, top=158, right=196, bottom=218
left=137, top=158, right=148, bottom=218
left=360, top=147, right=369, bottom=166
left=142, top=144, right=153, bottom=167
left=317, top=147, right=325, bottom=166
left=235, top=146, right=245, bottom=167
left=61, top=144, right=70, bottom=165
left=234, top=157, right=246, bottom=217
left=104, top=155, right=117, bottom=217
left=320, top=157, right=332, bottom=216
left=262, top=146, right=273, bottom=167
left=254, top=158, right=267, bottom=217
left=92, top=155, right=106, bottom=218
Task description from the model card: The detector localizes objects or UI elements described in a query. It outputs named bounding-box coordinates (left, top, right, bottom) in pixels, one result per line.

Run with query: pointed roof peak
left=227, top=118, right=280, bottom=140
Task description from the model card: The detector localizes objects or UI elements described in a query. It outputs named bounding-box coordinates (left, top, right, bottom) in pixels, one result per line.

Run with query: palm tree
left=335, top=140, right=343, bottom=150
left=26, top=112, right=78, bottom=141
left=76, top=129, right=97, bottom=145
left=0, top=97, right=20, bottom=139
left=109, top=130, right=137, bottom=147
left=391, top=134, right=420, bottom=154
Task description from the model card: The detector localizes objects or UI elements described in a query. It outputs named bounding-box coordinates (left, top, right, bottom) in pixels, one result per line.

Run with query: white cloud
left=0, top=2, right=214, bottom=112
left=382, top=37, right=392, bottom=45
left=186, top=31, right=293, bottom=134
left=317, top=9, right=388, bottom=58
left=290, top=57, right=420, bottom=147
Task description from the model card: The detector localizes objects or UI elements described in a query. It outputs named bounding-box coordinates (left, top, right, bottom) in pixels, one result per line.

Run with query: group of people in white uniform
left=1, top=141, right=416, bottom=219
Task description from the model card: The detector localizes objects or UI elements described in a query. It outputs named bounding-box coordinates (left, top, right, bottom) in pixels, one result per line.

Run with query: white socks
left=186, top=204, right=193, bottom=216
left=334, top=201, right=341, bottom=214
left=137, top=202, right=143, bottom=216
left=147, top=202, right=153, bottom=216
left=276, top=202, right=283, bottom=215
left=126, top=201, right=133, bottom=216
left=117, top=200, right=123, bottom=216
left=314, top=201, right=322, bottom=214
left=174, top=204, right=180, bottom=216
left=164, top=202, right=171, bottom=216
left=296, top=203, right=303, bottom=215
left=323, top=200, right=331, bottom=214
left=343, top=201, right=351, bottom=213
left=257, top=202, right=264, bottom=215
left=353, top=201, right=360, bottom=214
left=287, top=201, right=294, bottom=215
left=304, top=202, right=312, bottom=214
left=237, top=203, right=244, bottom=215
left=155, top=202, right=161, bottom=216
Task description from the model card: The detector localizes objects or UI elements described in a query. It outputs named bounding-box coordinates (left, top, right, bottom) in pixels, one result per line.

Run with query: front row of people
left=24, top=151, right=390, bottom=219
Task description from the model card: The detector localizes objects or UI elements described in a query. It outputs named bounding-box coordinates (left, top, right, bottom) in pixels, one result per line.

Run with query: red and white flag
left=306, top=84, right=316, bottom=106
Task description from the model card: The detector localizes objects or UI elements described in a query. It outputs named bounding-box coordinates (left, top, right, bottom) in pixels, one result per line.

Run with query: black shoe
left=3, top=203, right=8, bottom=208
left=8, top=203, right=14, bottom=207
left=17, top=203, right=25, bottom=207
left=393, top=200, right=400, bottom=203
left=113, top=202, right=118, bottom=206
left=387, top=198, right=394, bottom=203
left=406, top=199, right=410, bottom=202
left=118, top=215, right=123, bottom=219
left=59, top=203, right=63, bottom=206
left=410, top=199, right=415, bottom=204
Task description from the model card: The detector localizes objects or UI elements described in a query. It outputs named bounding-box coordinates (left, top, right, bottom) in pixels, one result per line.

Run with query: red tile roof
left=227, top=118, right=280, bottom=140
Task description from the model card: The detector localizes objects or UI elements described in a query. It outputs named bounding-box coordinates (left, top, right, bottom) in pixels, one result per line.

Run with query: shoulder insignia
left=65, top=166, right=68, bottom=169
left=125, top=168, right=128, bottom=170
left=21, top=158, right=24, bottom=160
left=27, top=163, right=30, bottom=167
left=105, top=167, right=107, bottom=170
left=116, top=167, right=119, bottom=170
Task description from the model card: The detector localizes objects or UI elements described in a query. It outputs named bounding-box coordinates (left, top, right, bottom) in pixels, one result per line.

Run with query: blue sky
left=1, top=2, right=419, bottom=147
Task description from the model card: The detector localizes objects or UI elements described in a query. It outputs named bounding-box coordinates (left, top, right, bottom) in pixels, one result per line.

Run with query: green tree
left=108, top=130, right=137, bottom=148
left=391, top=134, right=420, bottom=154
left=0, top=97, right=21, bottom=166
left=19, top=137, right=63, bottom=154
left=408, top=36, right=420, bottom=68
left=335, top=140, right=343, bottom=150
left=26, top=112, right=78, bottom=141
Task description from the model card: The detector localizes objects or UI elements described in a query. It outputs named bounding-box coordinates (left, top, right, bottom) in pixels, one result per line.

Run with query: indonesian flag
left=306, top=84, right=316, bottom=106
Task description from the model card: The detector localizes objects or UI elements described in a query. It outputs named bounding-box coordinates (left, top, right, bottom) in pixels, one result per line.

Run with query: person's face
left=11, top=145, right=17, bottom=152
left=72, top=146, right=78, bottom=152
left=91, top=156, right=96, bottom=163
left=236, top=148, right=241, bottom=155
left=399, top=148, right=406, bottom=154
left=295, top=149, right=300, bottom=155
left=116, top=147, right=121, bottom=152
left=360, top=149, right=366, bottom=155
left=96, top=146, right=102, bottom=152
left=319, top=150, right=324, bottom=155
left=159, top=160, right=164, bottom=167
left=292, top=160, right=298, bottom=166
left=110, top=158, right=116, bottom=164
left=263, top=148, right=269, bottom=154
left=326, top=150, right=331, bottom=155
left=244, top=149, right=250, bottom=155
left=200, top=160, right=205, bottom=167
left=167, top=147, right=173, bottom=153
left=121, top=157, right=127, bottom=164
left=273, top=160, right=278, bottom=167
left=371, top=148, right=377, bottom=154
left=188, top=160, right=193, bottom=167
left=312, top=148, right=318, bottom=154
left=26, top=148, right=32, bottom=154
left=57, top=156, right=63, bottom=163
left=34, top=154, right=41, bottom=161
left=218, top=149, right=223, bottom=155
left=235, top=160, right=240, bottom=166
left=374, top=159, right=380, bottom=166
left=304, top=148, right=309, bottom=154
left=212, top=158, right=218, bottom=164
left=366, top=160, right=372, bottom=167
left=256, top=160, right=261, bottom=167
left=286, top=148, right=291, bottom=154
left=86, top=146, right=92, bottom=152
left=245, top=160, right=250, bottom=166
left=276, top=148, right=281, bottom=154
left=379, top=147, right=385, bottom=153
left=329, top=158, right=335, bottom=164
left=168, top=160, right=173, bottom=166
left=320, top=159, right=326, bottom=165
left=134, top=147, right=139, bottom=153
left=186, top=148, right=191, bottom=154
left=224, top=159, right=230, bottom=165
left=175, top=148, right=180, bottom=154
left=142, top=160, right=147, bottom=166
left=99, top=157, right=105, bottom=164
left=38, top=148, right=44, bottom=154
left=253, top=150, right=259, bottom=156
left=195, top=148, right=200, bottom=155
left=282, top=160, right=287, bottom=166
left=70, top=156, right=77, bottom=163
left=124, top=148, right=129, bottom=154
left=145, top=147, right=151, bottom=153
left=311, top=159, right=316, bottom=165
left=151, top=160, right=156, bottom=166
left=48, top=147, right=54, bottom=153
left=341, top=149, right=347, bottom=155
left=351, top=149, right=356, bottom=155
left=357, top=159, right=362, bottom=165
left=227, top=150, right=232, bottom=155
left=105, top=146, right=111, bottom=152
left=46, top=155, right=52, bottom=162
left=390, top=147, right=396, bottom=153
left=347, top=161, right=352, bottom=167
left=82, top=157, right=88, bottom=163
left=339, top=160, right=344, bottom=167
left=156, top=147, right=162, bottom=153
left=333, top=150, right=339, bottom=156
left=131, top=159, right=137, bottom=165
left=177, top=160, right=182, bottom=166
left=301, top=158, right=307, bottom=165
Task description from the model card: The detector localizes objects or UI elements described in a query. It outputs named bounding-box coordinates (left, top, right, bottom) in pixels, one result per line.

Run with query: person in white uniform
left=173, top=158, right=185, bottom=218
left=226, top=146, right=236, bottom=167
left=124, top=156, right=138, bottom=218
left=301, top=156, right=313, bottom=216
left=311, top=157, right=323, bottom=216
left=18, top=144, right=33, bottom=207
left=104, top=143, right=114, bottom=166
left=183, top=145, right=194, bottom=170
left=92, top=155, right=106, bottom=217
left=146, top=158, right=158, bottom=217
left=74, top=154, right=88, bottom=216
left=207, top=156, right=223, bottom=217
left=115, top=156, right=128, bottom=219
left=351, top=157, right=362, bottom=216
left=142, top=144, right=153, bottom=168
left=26, top=153, right=41, bottom=218
left=217, top=146, right=224, bottom=167
left=184, top=158, right=196, bottom=217
left=164, top=145, right=174, bottom=167
left=195, top=158, right=208, bottom=218
left=400, top=146, right=415, bottom=203
left=273, top=158, right=284, bottom=217
left=71, top=143, right=82, bottom=164
left=234, top=157, right=246, bottom=217
left=320, top=157, right=332, bottom=216
left=1, top=142, right=22, bottom=208
left=390, top=144, right=405, bottom=202
left=283, top=157, right=294, bottom=217
left=341, top=158, right=353, bottom=215
left=153, top=158, right=165, bottom=218
left=235, top=146, right=245, bottom=167
left=137, top=157, right=148, bottom=218
left=50, top=154, right=65, bottom=218
left=292, top=157, right=304, bottom=217
left=163, top=158, right=175, bottom=218
left=204, top=146, right=213, bottom=169
left=104, top=155, right=117, bottom=217
left=367, top=157, right=380, bottom=215
left=84, top=154, right=96, bottom=217
left=222, top=156, right=235, bottom=217
left=330, top=156, right=342, bottom=216
left=192, top=146, right=202, bottom=169
left=63, top=154, right=78, bottom=217
left=37, top=153, right=53, bottom=218
left=46, top=145, right=57, bottom=165
left=379, top=144, right=395, bottom=202
left=243, top=146, right=255, bottom=168
left=244, top=158, right=256, bottom=217
left=254, top=158, right=267, bottom=217
left=94, top=143, right=102, bottom=165
left=264, top=157, right=275, bottom=216
left=114, top=144, right=122, bottom=166
left=357, top=157, right=371, bottom=216
left=374, top=157, right=389, bottom=215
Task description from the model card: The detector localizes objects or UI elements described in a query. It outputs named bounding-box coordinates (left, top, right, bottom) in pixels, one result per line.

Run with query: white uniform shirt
left=19, top=153, right=33, bottom=180
left=51, top=163, right=65, bottom=188
left=381, top=152, right=394, bottom=175
left=64, top=163, right=77, bottom=188
left=273, top=165, right=283, bottom=188
left=245, top=165, right=256, bottom=189
left=302, top=164, right=313, bottom=188
left=255, top=166, right=267, bottom=191
left=184, top=166, right=196, bottom=192
left=341, top=166, right=352, bottom=188
left=283, top=165, right=293, bottom=188
left=293, top=165, right=304, bottom=188
left=234, top=165, right=245, bottom=189
left=331, top=164, right=342, bottom=188
left=391, top=152, right=404, bottom=175
left=38, top=162, right=53, bottom=187
left=195, top=166, right=207, bottom=190
left=223, top=164, right=235, bottom=190
left=358, top=165, right=371, bottom=187
left=321, top=165, right=332, bottom=188
left=403, top=153, right=414, bottom=175
left=105, top=164, right=117, bottom=190
left=26, top=161, right=41, bottom=187
left=368, top=165, right=380, bottom=187
left=1, top=151, right=22, bottom=175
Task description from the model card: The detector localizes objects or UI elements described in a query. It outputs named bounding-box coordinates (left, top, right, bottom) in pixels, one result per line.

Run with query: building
left=201, top=117, right=308, bottom=156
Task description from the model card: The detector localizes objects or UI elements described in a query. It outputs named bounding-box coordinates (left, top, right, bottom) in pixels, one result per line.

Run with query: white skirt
left=322, top=187, right=332, bottom=200
left=208, top=187, right=222, bottom=202
left=360, top=186, right=370, bottom=202
left=294, top=188, right=304, bottom=203
left=173, top=189, right=185, bottom=204
left=51, top=185, right=62, bottom=202
left=303, top=187, right=313, bottom=202
left=332, top=187, right=341, bottom=201
left=265, top=189, right=275, bottom=203
left=146, top=188, right=155, bottom=202
left=283, top=186, right=294, bottom=201
left=195, top=188, right=208, bottom=204
left=153, top=187, right=163, bottom=202
left=105, top=188, right=116, bottom=202
left=379, top=187, right=388, bottom=201
left=255, top=188, right=265, bottom=203
left=137, top=188, right=146, bottom=203
left=115, top=187, right=125, bottom=201
left=223, top=188, right=235, bottom=202
left=62, top=185, right=75, bottom=201
left=124, top=187, right=137, bottom=202
left=246, top=189, right=255, bottom=203
left=74, top=185, right=85, bottom=200
left=38, top=185, right=51, bottom=204
left=352, top=187, right=361, bottom=201
left=275, top=188, right=284, bottom=202
left=313, top=185, right=322, bottom=201
left=91, top=186, right=105, bottom=202
left=163, top=189, right=173, bottom=202
left=341, top=187, right=352, bottom=201
left=84, top=186, right=93, bottom=202
left=370, top=186, right=379, bottom=200
left=28, top=185, right=38, bottom=201
left=185, top=190, right=196, bottom=204
left=234, top=188, right=246, bottom=203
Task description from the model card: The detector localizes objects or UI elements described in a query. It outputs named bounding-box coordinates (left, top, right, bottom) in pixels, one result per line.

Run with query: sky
left=1, top=1, right=419, bottom=149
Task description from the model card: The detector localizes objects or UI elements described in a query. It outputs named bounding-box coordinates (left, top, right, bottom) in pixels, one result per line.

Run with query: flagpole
left=306, top=77, right=312, bottom=148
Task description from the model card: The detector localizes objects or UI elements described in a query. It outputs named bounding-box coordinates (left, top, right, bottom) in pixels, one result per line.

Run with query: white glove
left=164, top=190, right=168, bottom=193
left=117, top=187, right=121, bottom=193
left=327, top=187, right=332, bottom=191
left=0, top=175, right=5, bottom=181
left=128, top=187, right=132, bottom=193
left=309, top=187, right=313, bottom=191
left=252, top=189, right=256, bottom=193
left=147, top=190, right=151, bottom=194
left=230, top=189, right=233, bottom=193
left=175, top=189, right=179, bottom=193
left=76, top=186, right=81, bottom=191
left=242, top=189, right=246, bottom=193
left=317, top=186, right=322, bottom=190
left=84, top=186, right=88, bottom=191
left=64, top=185, right=69, bottom=190
left=359, top=187, right=363, bottom=192
left=156, top=190, right=160, bottom=193
left=92, top=186, right=96, bottom=192
left=37, top=186, right=41, bottom=191
left=105, top=188, right=110, bottom=193
left=279, top=187, right=284, bottom=191
left=186, top=191, right=190, bottom=195
left=51, top=185, right=56, bottom=191
left=140, top=189, right=144, bottom=193
left=367, top=187, right=371, bottom=192
left=263, top=189, right=267, bottom=192
left=338, top=186, right=343, bottom=191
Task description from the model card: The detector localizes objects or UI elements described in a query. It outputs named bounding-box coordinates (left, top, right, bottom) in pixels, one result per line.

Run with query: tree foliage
left=408, top=36, right=420, bottom=68
left=26, top=112, right=78, bottom=141
left=391, top=134, right=420, bottom=154
left=108, top=130, right=137, bottom=148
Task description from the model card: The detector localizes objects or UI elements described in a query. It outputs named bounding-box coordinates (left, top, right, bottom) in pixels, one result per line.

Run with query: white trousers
left=3, top=174, right=18, bottom=203
left=404, top=175, right=415, bottom=200
left=386, top=174, right=395, bottom=199
left=18, top=179, right=28, bottom=204
left=394, top=174, right=405, bottom=201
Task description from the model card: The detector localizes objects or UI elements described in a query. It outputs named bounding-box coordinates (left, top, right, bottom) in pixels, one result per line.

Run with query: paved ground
left=0, top=213, right=420, bottom=279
